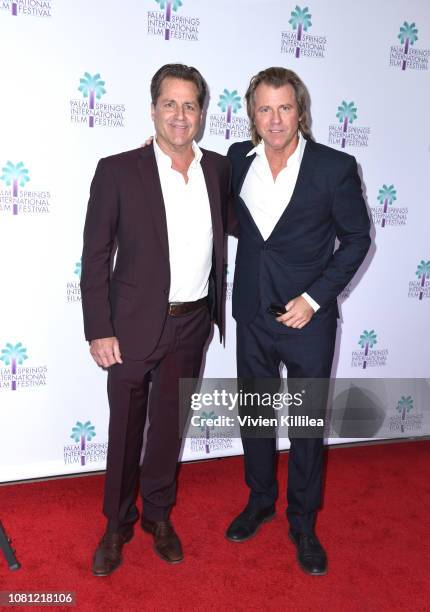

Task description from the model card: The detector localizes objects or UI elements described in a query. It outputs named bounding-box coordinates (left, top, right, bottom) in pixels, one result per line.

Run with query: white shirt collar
left=246, top=131, right=305, bottom=168
left=153, top=136, right=202, bottom=169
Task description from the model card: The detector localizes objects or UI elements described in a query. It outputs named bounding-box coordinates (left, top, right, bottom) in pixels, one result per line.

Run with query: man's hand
left=90, top=337, right=123, bottom=368
left=276, top=296, right=314, bottom=329
left=140, top=136, right=153, bottom=148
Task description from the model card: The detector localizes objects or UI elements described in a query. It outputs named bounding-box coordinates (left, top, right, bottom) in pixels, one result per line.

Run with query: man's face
left=252, top=82, right=300, bottom=152
left=151, top=77, right=202, bottom=152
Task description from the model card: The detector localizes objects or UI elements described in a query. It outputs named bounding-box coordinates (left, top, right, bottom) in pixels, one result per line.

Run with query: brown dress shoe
left=141, top=518, right=183, bottom=564
left=92, top=528, right=134, bottom=576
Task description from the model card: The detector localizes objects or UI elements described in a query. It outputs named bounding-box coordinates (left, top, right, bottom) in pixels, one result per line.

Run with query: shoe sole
left=92, top=558, right=123, bottom=577
left=152, top=544, right=184, bottom=564
left=288, top=532, right=328, bottom=576
left=225, top=512, right=276, bottom=543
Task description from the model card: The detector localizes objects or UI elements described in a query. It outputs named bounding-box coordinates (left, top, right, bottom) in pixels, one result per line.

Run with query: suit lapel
left=267, top=139, right=316, bottom=239
left=200, top=151, right=223, bottom=248
left=235, top=152, right=256, bottom=196
left=233, top=138, right=317, bottom=242
left=284, top=138, right=315, bottom=212
left=137, top=144, right=169, bottom=262
left=234, top=150, right=265, bottom=242
left=137, top=145, right=225, bottom=264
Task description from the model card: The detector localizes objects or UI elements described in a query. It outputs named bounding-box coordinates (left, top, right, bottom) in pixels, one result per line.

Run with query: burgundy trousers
left=103, top=305, right=211, bottom=533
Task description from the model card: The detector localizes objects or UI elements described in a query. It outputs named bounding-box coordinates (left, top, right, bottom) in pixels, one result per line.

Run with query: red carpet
left=1, top=440, right=429, bottom=611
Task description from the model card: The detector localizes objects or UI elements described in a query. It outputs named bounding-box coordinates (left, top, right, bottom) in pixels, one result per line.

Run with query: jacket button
left=164, top=289, right=168, bottom=295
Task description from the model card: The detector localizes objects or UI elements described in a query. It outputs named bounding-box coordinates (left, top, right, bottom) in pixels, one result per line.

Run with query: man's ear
left=151, top=103, right=155, bottom=121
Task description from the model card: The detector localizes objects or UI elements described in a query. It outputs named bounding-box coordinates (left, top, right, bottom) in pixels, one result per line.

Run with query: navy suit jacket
left=227, top=138, right=371, bottom=335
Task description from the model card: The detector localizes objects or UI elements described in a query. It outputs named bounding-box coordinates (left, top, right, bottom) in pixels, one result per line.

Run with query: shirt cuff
left=301, top=292, right=320, bottom=312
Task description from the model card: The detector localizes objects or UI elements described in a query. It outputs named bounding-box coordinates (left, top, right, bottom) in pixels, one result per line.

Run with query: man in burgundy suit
left=80, top=64, right=230, bottom=576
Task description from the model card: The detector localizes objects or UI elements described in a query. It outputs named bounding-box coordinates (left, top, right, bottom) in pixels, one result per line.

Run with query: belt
left=168, top=296, right=208, bottom=316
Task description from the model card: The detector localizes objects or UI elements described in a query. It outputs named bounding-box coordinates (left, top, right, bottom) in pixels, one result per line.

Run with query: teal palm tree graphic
left=377, top=184, right=397, bottom=227
left=416, top=260, right=430, bottom=300
left=396, top=395, right=413, bottom=432
left=398, top=22, right=418, bottom=70
left=155, top=0, right=183, bottom=40
left=0, top=342, right=28, bottom=391
left=358, top=330, right=377, bottom=369
left=1, top=161, right=30, bottom=214
left=200, top=411, right=216, bottom=454
left=78, top=73, right=106, bottom=127
left=74, top=259, right=82, bottom=279
left=289, top=6, right=312, bottom=57
left=71, top=421, right=96, bottom=466
left=336, top=101, right=357, bottom=148
left=218, top=90, right=242, bottom=139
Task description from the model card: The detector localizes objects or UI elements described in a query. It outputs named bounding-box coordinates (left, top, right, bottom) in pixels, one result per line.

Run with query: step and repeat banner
left=0, top=0, right=429, bottom=481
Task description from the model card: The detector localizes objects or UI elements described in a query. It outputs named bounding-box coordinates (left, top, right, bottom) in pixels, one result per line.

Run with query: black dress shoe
left=289, top=530, right=327, bottom=576
left=92, top=528, right=134, bottom=576
left=226, top=505, right=276, bottom=542
left=141, top=518, right=183, bottom=564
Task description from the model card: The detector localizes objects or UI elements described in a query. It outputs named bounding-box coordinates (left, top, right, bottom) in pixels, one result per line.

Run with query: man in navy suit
left=225, top=67, right=371, bottom=575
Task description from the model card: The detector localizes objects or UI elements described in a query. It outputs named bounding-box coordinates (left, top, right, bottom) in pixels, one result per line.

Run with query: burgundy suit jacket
left=80, top=144, right=231, bottom=360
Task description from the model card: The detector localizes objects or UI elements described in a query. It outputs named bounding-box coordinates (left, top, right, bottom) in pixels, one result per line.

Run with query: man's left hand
left=276, top=296, right=314, bottom=329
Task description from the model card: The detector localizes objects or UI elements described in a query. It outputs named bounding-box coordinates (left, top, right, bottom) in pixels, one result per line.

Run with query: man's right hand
left=140, top=136, right=153, bottom=148
left=90, top=337, right=123, bottom=368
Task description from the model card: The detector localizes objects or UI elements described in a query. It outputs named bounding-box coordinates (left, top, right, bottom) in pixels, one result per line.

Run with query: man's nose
left=175, top=105, right=185, bottom=120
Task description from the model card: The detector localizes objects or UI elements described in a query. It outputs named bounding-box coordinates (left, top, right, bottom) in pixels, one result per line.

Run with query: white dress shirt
left=240, top=132, right=319, bottom=311
left=153, top=137, right=213, bottom=302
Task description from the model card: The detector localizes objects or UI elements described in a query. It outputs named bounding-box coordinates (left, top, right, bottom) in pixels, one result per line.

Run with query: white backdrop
left=0, top=0, right=429, bottom=481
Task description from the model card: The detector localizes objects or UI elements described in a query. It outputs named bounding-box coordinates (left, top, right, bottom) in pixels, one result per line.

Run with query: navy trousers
left=236, top=308, right=336, bottom=533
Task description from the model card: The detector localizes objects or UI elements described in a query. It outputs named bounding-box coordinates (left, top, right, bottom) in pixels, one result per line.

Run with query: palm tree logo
left=336, top=101, right=357, bottom=149
left=0, top=342, right=28, bottom=391
left=199, top=411, right=216, bottom=454
left=1, top=161, right=30, bottom=215
left=415, top=260, right=430, bottom=300
left=155, top=0, right=183, bottom=40
left=377, top=184, right=397, bottom=228
left=289, top=5, right=312, bottom=58
left=396, top=395, right=413, bottom=433
left=74, top=259, right=82, bottom=279
left=78, top=73, right=106, bottom=128
left=218, top=90, right=242, bottom=140
left=358, top=330, right=377, bottom=369
left=71, top=421, right=96, bottom=466
left=398, top=22, right=418, bottom=71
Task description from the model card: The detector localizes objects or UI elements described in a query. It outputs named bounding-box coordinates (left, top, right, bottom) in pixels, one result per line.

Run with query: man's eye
left=185, top=104, right=196, bottom=111
left=281, top=105, right=291, bottom=112
left=165, top=102, right=175, bottom=108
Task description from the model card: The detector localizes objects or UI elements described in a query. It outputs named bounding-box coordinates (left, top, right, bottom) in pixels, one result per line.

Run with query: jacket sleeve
left=306, top=156, right=371, bottom=307
left=80, top=158, right=119, bottom=341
